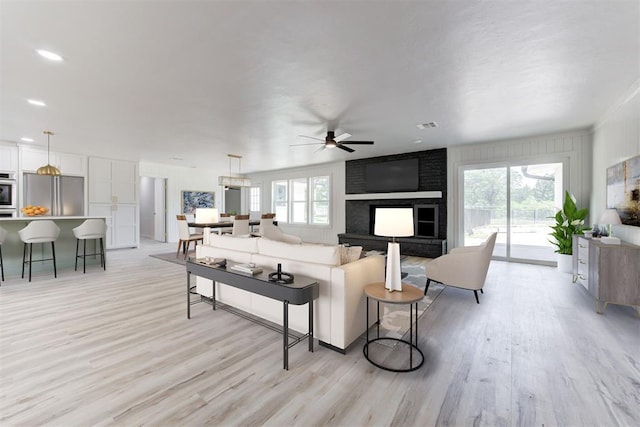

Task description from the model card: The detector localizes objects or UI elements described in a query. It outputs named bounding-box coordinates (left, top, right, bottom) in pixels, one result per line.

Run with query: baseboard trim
left=319, top=340, right=346, bottom=354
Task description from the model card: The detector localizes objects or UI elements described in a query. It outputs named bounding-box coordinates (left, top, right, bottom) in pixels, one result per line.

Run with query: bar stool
left=18, top=220, right=60, bottom=282
left=72, top=219, right=107, bottom=273
left=0, top=226, right=7, bottom=284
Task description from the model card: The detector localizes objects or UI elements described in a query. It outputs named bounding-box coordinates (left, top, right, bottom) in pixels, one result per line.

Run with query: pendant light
left=37, top=130, right=61, bottom=175
left=218, top=154, right=251, bottom=187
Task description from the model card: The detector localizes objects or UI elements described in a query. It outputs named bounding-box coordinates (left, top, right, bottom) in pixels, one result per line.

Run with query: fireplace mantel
left=344, top=191, right=442, bottom=200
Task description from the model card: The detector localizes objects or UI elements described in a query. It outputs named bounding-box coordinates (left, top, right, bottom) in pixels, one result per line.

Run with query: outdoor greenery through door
left=463, top=162, right=564, bottom=264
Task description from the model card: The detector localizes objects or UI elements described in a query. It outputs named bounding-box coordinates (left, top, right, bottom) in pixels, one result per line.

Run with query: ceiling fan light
left=326, top=141, right=337, bottom=148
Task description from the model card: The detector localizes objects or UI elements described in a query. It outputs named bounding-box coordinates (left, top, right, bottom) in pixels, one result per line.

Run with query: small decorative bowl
left=21, top=206, right=49, bottom=217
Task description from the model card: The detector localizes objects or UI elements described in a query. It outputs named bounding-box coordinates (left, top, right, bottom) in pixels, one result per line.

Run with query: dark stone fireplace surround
left=339, top=148, right=447, bottom=258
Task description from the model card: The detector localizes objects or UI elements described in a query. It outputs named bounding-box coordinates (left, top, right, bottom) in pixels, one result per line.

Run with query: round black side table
left=363, top=282, right=424, bottom=372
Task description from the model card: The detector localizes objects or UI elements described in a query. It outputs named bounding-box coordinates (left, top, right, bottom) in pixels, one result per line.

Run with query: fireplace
left=370, top=204, right=439, bottom=238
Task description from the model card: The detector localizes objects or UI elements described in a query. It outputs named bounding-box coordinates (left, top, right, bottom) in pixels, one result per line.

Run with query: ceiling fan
left=291, top=131, right=374, bottom=153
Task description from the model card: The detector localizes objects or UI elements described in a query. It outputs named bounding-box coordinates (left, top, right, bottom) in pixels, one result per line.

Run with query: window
left=249, top=186, right=261, bottom=212
left=271, top=175, right=331, bottom=225
left=311, top=176, right=330, bottom=224
left=291, top=178, right=308, bottom=223
left=272, top=180, right=288, bottom=222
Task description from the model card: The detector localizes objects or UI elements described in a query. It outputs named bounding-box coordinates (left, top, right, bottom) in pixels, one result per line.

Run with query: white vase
left=557, top=254, right=573, bottom=273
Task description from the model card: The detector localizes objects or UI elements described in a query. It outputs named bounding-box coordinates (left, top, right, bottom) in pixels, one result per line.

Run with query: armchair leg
left=424, top=278, right=431, bottom=296
left=480, top=288, right=484, bottom=294
left=473, top=290, right=480, bottom=304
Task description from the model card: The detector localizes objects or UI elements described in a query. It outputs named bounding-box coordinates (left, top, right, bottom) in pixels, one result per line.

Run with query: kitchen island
left=0, top=216, right=107, bottom=279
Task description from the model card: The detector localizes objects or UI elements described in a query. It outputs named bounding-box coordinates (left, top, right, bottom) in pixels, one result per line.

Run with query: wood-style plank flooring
left=1, top=240, right=638, bottom=426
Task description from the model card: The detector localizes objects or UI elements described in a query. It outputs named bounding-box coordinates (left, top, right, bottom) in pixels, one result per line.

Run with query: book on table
left=230, top=263, right=263, bottom=275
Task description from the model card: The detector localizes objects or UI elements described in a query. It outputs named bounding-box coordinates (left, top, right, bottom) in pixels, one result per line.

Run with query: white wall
left=248, top=161, right=346, bottom=244
left=139, top=162, right=219, bottom=243
left=592, top=80, right=640, bottom=246
left=448, top=130, right=592, bottom=248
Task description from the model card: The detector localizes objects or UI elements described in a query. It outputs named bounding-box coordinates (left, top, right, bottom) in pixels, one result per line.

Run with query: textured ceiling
left=1, top=0, right=638, bottom=173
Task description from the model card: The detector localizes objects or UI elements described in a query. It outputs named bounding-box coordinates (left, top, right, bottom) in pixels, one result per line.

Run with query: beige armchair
left=424, top=232, right=497, bottom=303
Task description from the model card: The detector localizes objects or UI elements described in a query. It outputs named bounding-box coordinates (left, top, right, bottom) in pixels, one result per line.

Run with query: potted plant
left=549, top=191, right=589, bottom=272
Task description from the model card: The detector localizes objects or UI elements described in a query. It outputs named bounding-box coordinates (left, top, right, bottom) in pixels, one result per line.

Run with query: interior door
left=154, top=178, right=166, bottom=241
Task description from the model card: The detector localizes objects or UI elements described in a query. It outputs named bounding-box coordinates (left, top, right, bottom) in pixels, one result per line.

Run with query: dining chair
left=258, top=213, right=276, bottom=236
left=218, top=212, right=233, bottom=234
left=176, top=214, right=203, bottom=259
left=232, top=214, right=250, bottom=236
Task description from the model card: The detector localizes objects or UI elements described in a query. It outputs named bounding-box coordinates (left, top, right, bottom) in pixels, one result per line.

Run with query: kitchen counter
left=0, top=216, right=107, bottom=279
left=0, top=215, right=106, bottom=222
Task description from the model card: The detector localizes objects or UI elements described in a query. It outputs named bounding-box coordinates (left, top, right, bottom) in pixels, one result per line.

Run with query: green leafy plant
left=548, top=191, right=589, bottom=255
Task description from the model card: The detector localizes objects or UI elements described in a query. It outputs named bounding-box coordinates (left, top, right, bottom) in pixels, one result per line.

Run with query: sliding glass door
left=462, top=162, right=563, bottom=263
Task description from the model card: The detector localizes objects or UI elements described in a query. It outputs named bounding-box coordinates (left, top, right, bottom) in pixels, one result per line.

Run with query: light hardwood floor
left=1, top=240, right=638, bottom=426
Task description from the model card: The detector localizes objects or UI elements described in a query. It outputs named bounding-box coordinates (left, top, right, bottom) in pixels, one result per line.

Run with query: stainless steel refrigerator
left=23, top=173, right=84, bottom=216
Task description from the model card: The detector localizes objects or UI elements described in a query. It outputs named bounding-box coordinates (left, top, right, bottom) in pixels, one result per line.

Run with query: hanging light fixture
left=37, top=131, right=61, bottom=175
left=218, top=154, right=251, bottom=187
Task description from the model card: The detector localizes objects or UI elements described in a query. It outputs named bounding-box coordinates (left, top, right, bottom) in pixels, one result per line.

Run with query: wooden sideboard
left=573, top=235, right=640, bottom=316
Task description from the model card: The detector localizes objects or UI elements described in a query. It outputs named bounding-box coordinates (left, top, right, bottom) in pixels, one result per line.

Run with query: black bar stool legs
left=21, top=242, right=57, bottom=282
left=0, top=245, right=4, bottom=282
left=74, top=236, right=106, bottom=273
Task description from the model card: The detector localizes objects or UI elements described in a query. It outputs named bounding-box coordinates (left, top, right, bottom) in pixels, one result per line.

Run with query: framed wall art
left=606, top=154, right=640, bottom=226
left=181, top=191, right=215, bottom=214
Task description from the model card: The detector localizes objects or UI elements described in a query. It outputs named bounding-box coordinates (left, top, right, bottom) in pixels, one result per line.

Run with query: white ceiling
left=1, top=1, right=638, bottom=174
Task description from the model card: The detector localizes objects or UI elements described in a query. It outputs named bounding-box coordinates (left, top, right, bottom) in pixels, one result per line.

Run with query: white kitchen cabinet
left=20, top=146, right=86, bottom=176
left=88, top=157, right=138, bottom=249
left=89, top=157, right=137, bottom=203
left=0, top=143, right=18, bottom=171
left=88, top=204, right=138, bottom=249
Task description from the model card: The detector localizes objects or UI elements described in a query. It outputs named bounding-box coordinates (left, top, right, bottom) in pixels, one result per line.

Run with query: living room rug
left=149, top=251, right=194, bottom=266
left=370, top=262, right=445, bottom=341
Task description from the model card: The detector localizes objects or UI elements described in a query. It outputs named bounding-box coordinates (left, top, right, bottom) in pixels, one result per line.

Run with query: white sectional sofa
left=195, top=234, right=385, bottom=352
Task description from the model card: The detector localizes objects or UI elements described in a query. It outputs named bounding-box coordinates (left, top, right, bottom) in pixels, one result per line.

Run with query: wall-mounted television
left=365, top=158, right=419, bottom=192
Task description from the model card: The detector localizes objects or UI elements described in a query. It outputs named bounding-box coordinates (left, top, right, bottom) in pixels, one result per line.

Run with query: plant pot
left=557, top=254, right=573, bottom=273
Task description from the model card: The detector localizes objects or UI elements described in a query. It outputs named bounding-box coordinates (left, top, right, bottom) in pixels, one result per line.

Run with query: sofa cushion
left=261, top=223, right=303, bottom=244
left=257, top=238, right=340, bottom=266
left=339, top=245, right=363, bottom=265
left=207, top=233, right=259, bottom=253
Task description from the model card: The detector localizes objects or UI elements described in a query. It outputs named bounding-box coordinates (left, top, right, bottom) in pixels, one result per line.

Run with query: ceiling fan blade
left=340, top=140, right=374, bottom=145
left=314, top=145, right=326, bottom=154
left=290, top=142, right=323, bottom=146
left=336, top=144, right=355, bottom=153
left=334, top=132, right=352, bottom=142
left=298, top=135, right=324, bottom=141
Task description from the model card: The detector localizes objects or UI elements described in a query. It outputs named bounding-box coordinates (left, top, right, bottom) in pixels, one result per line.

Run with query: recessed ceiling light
left=36, top=49, right=63, bottom=61
left=27, top=99, right=46, bottom=107
left=413, top=139, right=423, bottom=144
left=21, top=137, right=35, bottom=142
left=169, top=156, right=184, bottom=161
left=416, top=122, right=438, bottom=130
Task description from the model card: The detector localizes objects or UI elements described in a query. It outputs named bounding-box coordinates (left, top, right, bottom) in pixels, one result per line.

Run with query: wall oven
left=0, top=172, right=18, bottom=211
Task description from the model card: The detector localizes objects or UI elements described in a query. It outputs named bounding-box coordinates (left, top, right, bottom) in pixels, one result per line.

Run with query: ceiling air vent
left=416, top=122, right=438, bottom=130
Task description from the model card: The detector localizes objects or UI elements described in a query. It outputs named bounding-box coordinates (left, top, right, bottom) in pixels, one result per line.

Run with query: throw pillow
left=339, top=245, right=363, bottom=264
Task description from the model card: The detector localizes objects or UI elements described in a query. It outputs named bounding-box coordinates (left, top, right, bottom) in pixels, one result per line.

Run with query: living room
left=1, top=1, right=639, bottom=426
